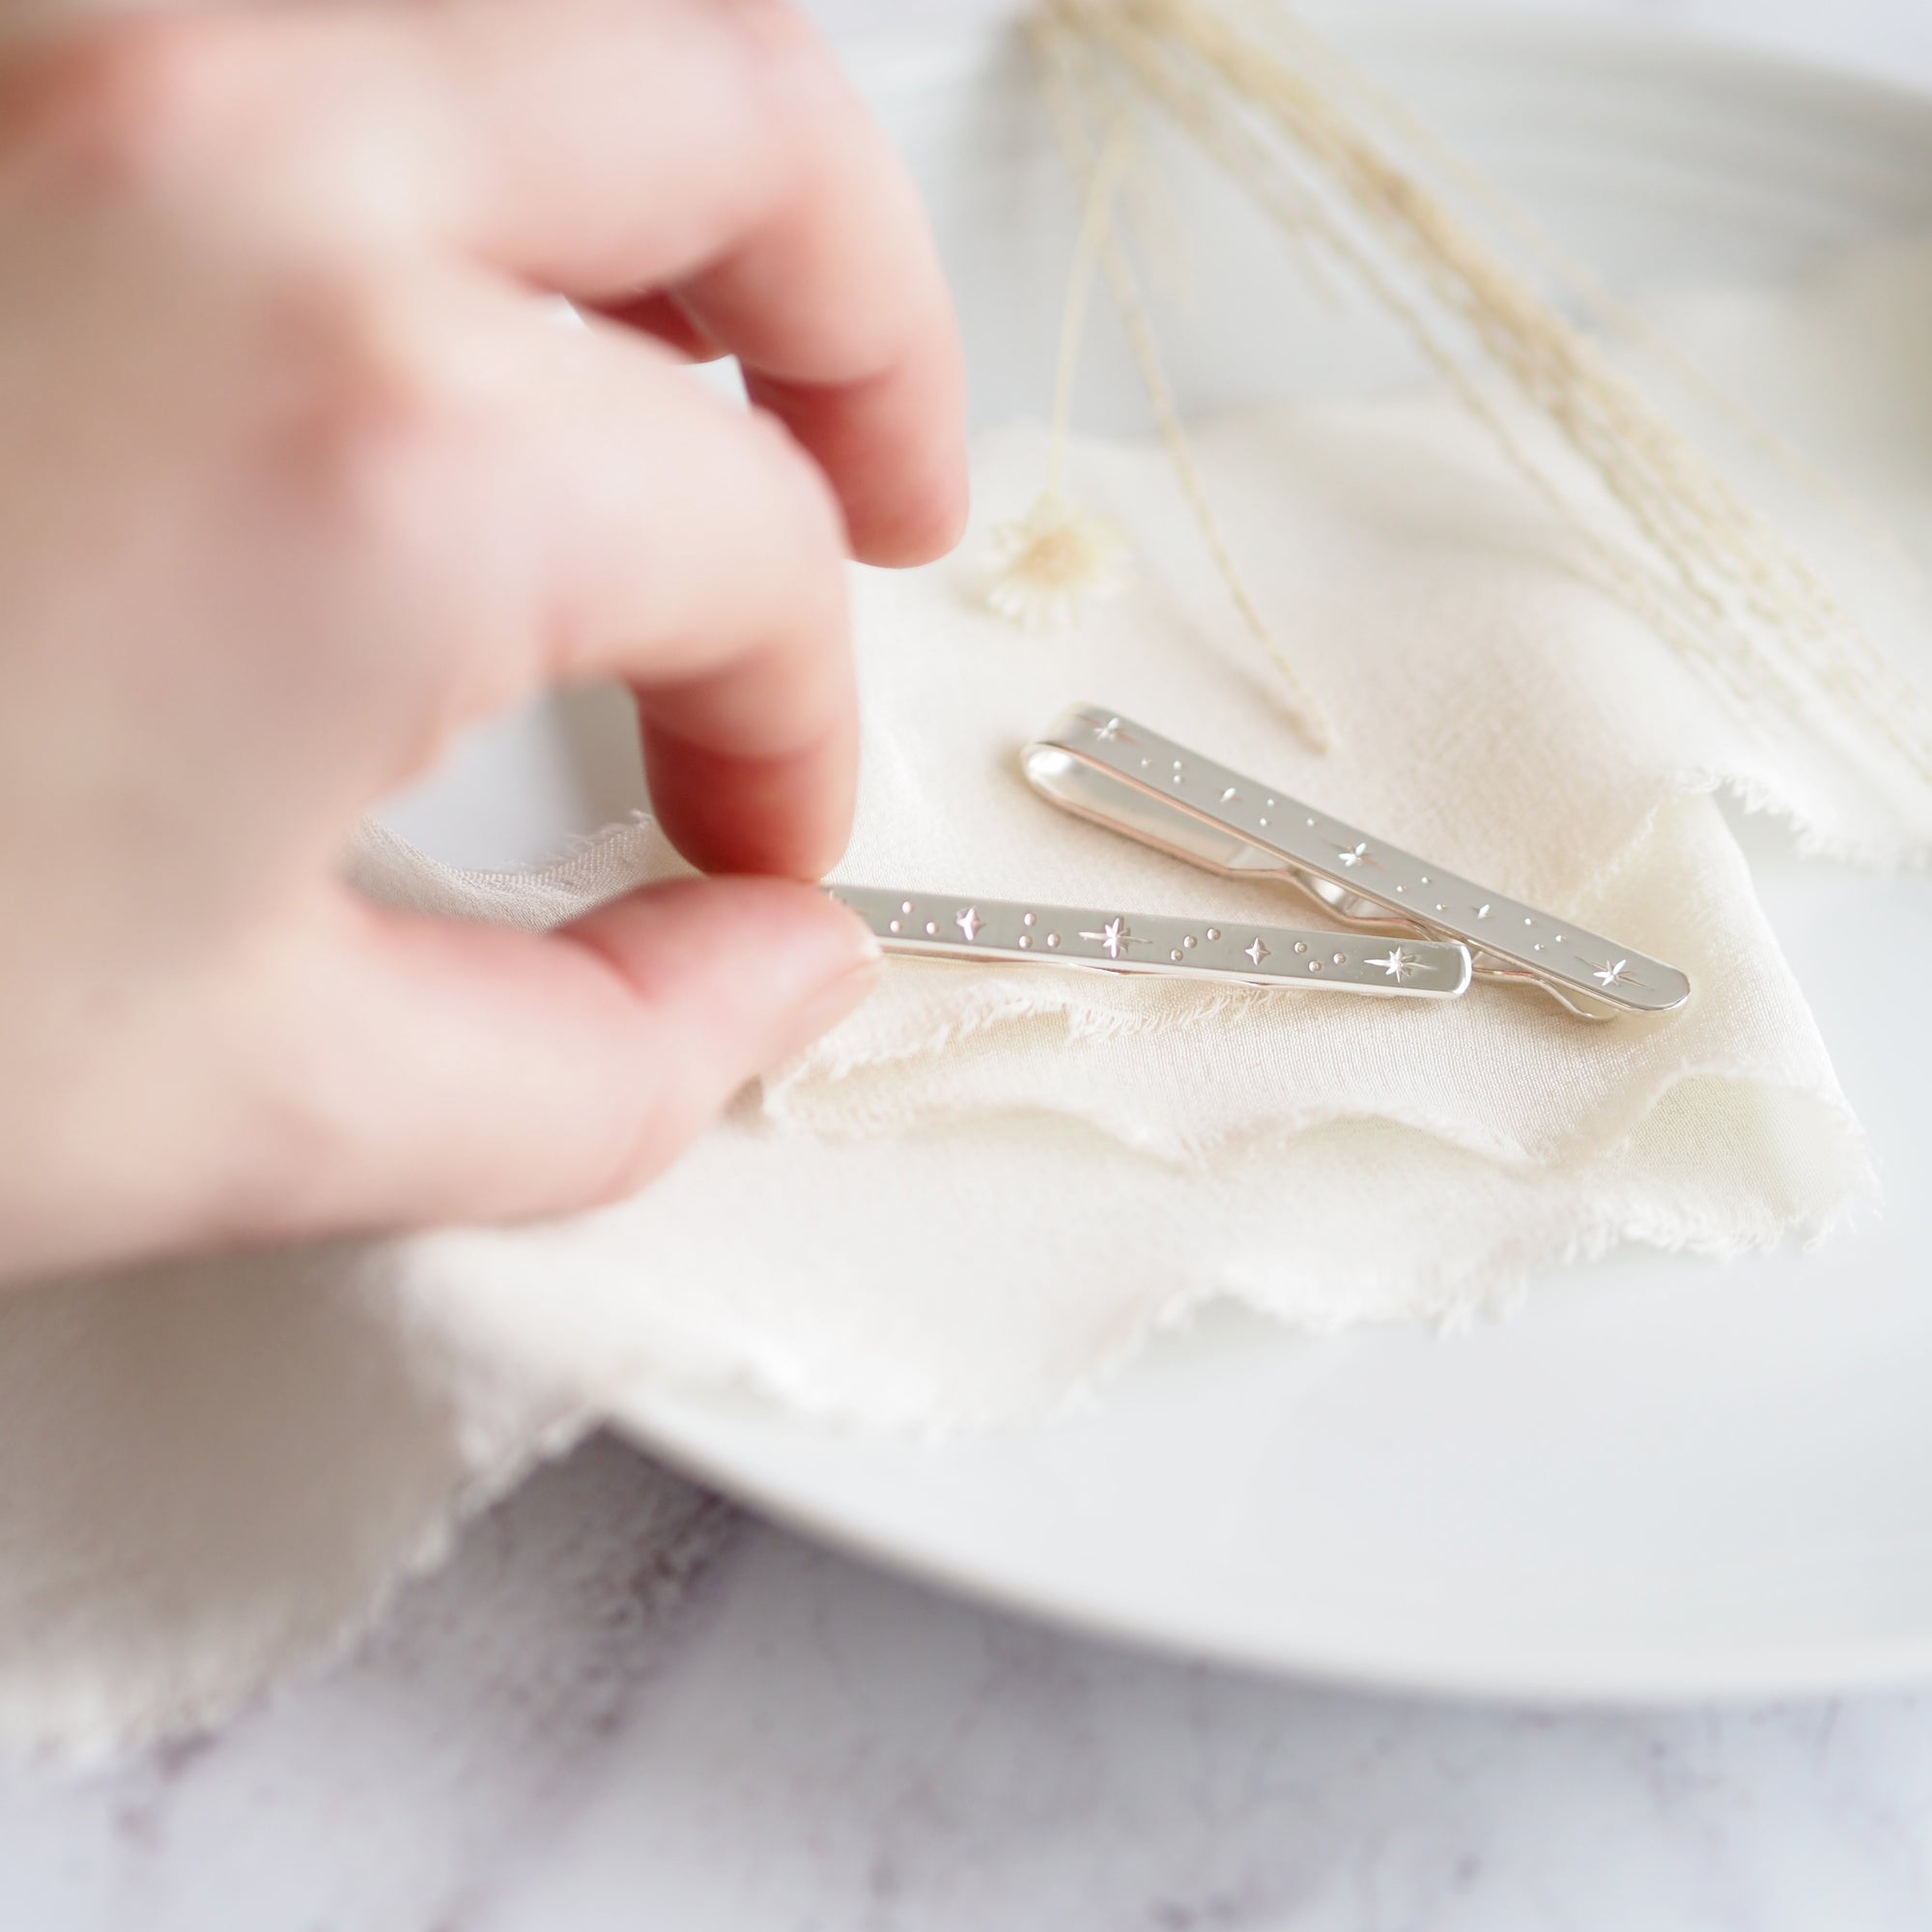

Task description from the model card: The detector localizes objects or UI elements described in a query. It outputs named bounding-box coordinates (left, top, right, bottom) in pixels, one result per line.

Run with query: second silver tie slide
left=1022, top=704, right=1691, bottom=1021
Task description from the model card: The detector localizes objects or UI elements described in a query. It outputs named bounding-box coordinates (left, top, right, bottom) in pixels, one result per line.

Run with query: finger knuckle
left=0, top=14, right=266, bottom=198
left=718, top=0, right=854, bottom=203
left=273, top=275, right=481, bottom=557
left=721, top=0, right=834, bottom=108
left=265, top=273, right=534, bottom=730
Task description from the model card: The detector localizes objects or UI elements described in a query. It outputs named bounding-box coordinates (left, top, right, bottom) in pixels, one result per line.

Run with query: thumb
left=233, top=876, right=878, bottom=1244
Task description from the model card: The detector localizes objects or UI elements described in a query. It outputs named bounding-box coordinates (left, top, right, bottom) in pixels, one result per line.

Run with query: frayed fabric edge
left=601, top=1079, right=1878, bottom=1439
left=596, top=1161, right=1873, bottom=1442
left=3, top=1392, right=598, bottom=1775
left=764, top=1048, right=1877, bottom=1200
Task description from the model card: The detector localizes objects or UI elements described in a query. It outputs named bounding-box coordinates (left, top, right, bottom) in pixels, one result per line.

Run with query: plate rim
left=611, top=1384, right=1932, bottom=1708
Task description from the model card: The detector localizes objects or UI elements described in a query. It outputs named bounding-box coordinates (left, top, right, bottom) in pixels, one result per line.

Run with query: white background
left=7, top=5, right=1932, bottom=1930
left=813, top=0, right=1932, bottom=81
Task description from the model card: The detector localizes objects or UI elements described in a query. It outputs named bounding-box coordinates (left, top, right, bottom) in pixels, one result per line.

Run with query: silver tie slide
left=828, top=703, right=1690, bottom=1019
left=823, top=884, right=1474, bottom=1000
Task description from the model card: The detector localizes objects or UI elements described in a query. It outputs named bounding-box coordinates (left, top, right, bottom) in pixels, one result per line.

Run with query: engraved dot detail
left=1182, top=935, right=1196, bottom=949
left=1207, top=927, right=1221, bottom=941
left=1018, top=935, right=1032, bottom=950
left=900, top=901, right=913, bottom=915
left=1171, top=949, right=1183, bottom=962
left=1308, top=960, right=1321, bottom=973
left=1022, top=912, right=1036, bottom=927
left=888, top=920, right=901, bottom=934
left=1332, top=952, right=1346, bottom=965
left=1258, top=816, right=1269, bottom=828
left=924, top=921, right=938, bottom=936
left=1046, top=933, right=1060, bottom=948
left=1293, top=941, right=1307, bottom=954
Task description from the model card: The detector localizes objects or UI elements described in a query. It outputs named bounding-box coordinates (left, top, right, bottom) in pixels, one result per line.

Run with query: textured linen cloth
left=1, top=241, right=1924, bottom=1758
left=338, top=402, right=1880, bottom=1427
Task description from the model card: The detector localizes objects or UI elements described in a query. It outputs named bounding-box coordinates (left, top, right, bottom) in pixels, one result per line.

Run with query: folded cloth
left=5, top=239, right=1923, bottom=1758
left=344, top=406, right=1876, bottom=1429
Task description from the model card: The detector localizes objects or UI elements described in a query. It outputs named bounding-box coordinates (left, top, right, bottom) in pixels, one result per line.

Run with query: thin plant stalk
left=1033, top=12, right=1334, bottom=746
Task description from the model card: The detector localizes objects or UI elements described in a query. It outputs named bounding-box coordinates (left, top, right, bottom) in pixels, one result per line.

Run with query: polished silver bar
left=827, top=884, right=1472, bottom=999
left=1021, top=704, right=1691, bottom=1021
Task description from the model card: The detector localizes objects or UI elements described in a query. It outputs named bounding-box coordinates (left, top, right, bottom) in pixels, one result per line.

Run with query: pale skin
left=0, top=0, right=970, bottom=1283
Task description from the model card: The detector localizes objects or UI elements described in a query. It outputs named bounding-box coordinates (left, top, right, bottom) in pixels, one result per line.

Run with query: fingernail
left=840, top=905, right=885, bottom=967
left=770, top=953, right=882, bottom=1065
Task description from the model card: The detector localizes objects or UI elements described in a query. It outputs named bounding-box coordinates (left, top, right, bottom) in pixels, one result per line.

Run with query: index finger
left=429, top=0, right=969, bottom=566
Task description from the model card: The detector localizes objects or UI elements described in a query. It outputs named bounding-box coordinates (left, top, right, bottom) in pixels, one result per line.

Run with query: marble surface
left=8, top=1437, right=1932, bottom=1931
left=8, top=4, right=1932, bottom=1928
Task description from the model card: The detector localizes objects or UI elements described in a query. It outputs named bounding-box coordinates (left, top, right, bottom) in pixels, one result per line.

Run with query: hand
left=0, top=0, right=967, bottom=1282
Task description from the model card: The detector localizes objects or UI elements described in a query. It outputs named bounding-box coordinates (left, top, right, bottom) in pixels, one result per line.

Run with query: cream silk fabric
left=3, top=242, right=1926, bottom=1758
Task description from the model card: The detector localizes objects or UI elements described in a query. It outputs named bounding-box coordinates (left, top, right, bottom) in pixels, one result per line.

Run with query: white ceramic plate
left=387, top=9, right=1932, bottom=1702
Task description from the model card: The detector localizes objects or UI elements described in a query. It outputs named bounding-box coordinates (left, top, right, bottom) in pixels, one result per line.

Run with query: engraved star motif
left=1092, top=716, right=1136, bottom=745
left=1366, top=946, right=1421, bottom=981
left=1220, top=785, right=1240, bottom=803
left=955, top=907, right=982, bottom=943
left=1473, top=903, right=1493, bottom=920
left=1584, top=956, right=1644, bottom=991
left=1336, top=841, right=1380, bottom=869
left=1079, top=917, right=1150, bottom=959
left=1244, top=937, right=1270, bottom=967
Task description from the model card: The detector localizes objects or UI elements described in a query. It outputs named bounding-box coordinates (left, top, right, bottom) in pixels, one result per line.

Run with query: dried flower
left=986, top=492, right=1132, bottom=630
left=1035, top=0, right=1931, bottom=797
